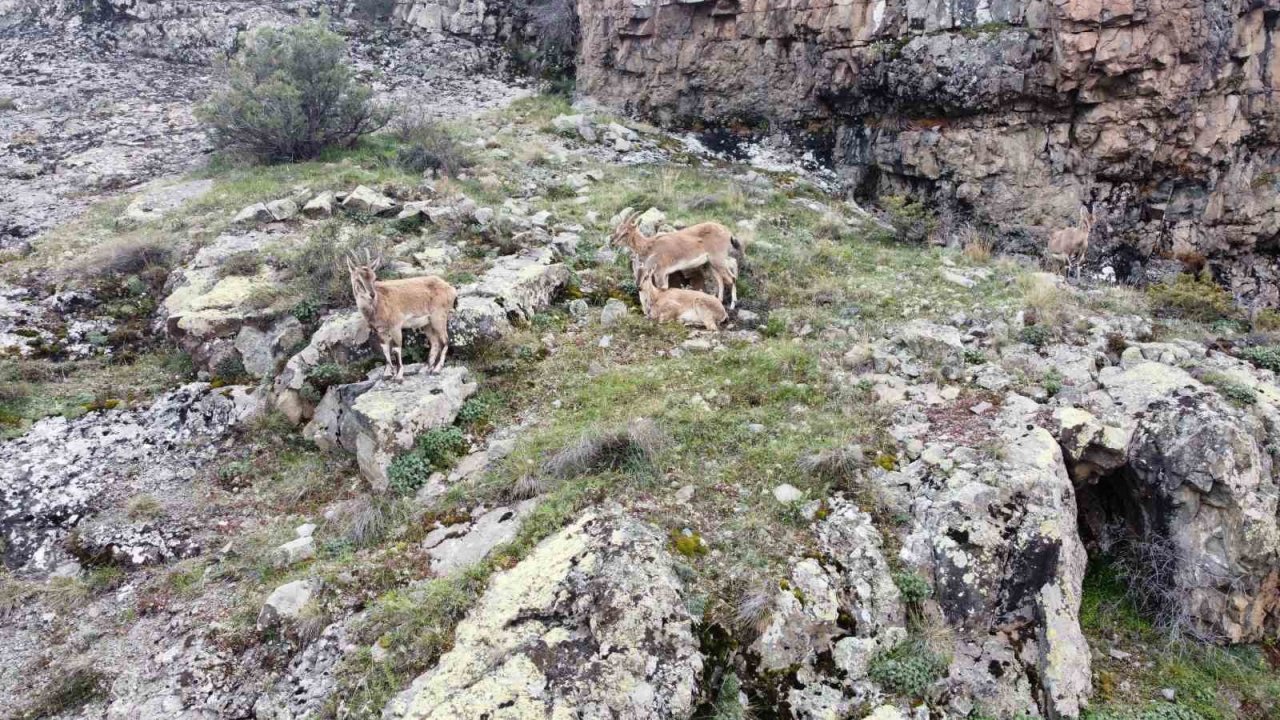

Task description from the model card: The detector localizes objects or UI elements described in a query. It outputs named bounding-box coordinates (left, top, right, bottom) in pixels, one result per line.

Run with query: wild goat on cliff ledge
left=611, top=211, right=743, bottom=309
left=1046, top=207, right=1095, bottom=279
left=347, top=251, right=457, bottom=380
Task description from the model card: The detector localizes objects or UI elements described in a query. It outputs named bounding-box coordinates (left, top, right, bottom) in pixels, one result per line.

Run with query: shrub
left=392, top=110, right=475, bottom=177
left=1146, top=272, right=1235, bottom=323
left=81, top=237, right=172, bottom=280
left=892, top=570, right=932, bottom=605
left=868, top=639, right=949, bottom=698
left=1239, top=345, right=1280, bottom=373
left=1019, top=324, right=1052, bottom=349
left=1042, top=368, right=1064, bottom=396
left=387, top=426, right=467, bottom=494
left=456, top=390, right=502, bottom=432
left=283, top=225, right=368, bottom=310
left=198, top=21, right=388, bottom=162
left=879, top=194, right=939, bottom=244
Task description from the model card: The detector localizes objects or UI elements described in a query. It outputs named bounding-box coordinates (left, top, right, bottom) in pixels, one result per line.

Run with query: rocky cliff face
left=577, top=0, right=1280, bottom=301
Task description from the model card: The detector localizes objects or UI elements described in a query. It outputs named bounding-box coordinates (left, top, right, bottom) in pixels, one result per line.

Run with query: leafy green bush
left=1145, top=273, right=1235, bottom=324
left=1240, top=345, right=1280, bottom=373
left=879, top=194, right=939, bottom=244
left=198, top=21, right=388, bottom=162
left=457, top=390, right=502, bottom=432
left=1019, top=324, right=1052, bottom=349
left=1043, top=368, right=1064, bottom=396
left=868, top=639, right=949, bottom=698
left=892, top=570, right=932, bottom=605
left=387, top=427, right=467, bottom=494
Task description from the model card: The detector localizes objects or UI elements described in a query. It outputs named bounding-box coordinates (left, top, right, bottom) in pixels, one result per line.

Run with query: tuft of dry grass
left=958, top=224, right=994, bottom=263
left=542, top=417, right=667, bottom=478
left=797, top=443, right=866, bottom=483
left=76, top=236, right=173, bottom=281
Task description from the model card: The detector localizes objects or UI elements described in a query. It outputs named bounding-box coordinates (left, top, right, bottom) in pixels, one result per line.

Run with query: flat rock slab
left=450, top=247, right=569, bottom=346
left=305, top=365, right=476, bottom=489
left=426, top=501, right=536, bottom=575
left=119, top=178, right=214, bottom=225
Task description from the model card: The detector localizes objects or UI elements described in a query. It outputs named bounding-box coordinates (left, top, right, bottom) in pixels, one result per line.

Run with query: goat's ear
left=370, top=253, right=383, bottom=272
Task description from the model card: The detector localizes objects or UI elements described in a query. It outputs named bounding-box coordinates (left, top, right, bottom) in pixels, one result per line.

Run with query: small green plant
left=456, top=390, right=502, bottom=432
left=1201, top=372, right=1257, bottom=406
left=392, top=112, right=475, bottom=176
left=387, top=426, right=467, bottom=494
left=217, top=251, right=262, bottom=278
left=198, top=21, right=388, bottom=162
left=307, top=362, right=364, bottom=392
left=868, top=638, right=949, bottom=699
left=1239, top=345, right=1280, bottom=373
left=879, top=194, right=939, bottom=244
left=1042, top=368, right=1064, bottom=396
left=963, top=348, right=987, bottom=365
left=291, top=299, right=322, bottom=325
left=211, top=355, right=251, bottom=387
left=1146, top=272, right=1235, bottom=324
left=1252, top=309, right=1280, bottom=332
left=709, top=672, right=747, bottom=720
left=892, top=570, right=932, bottom=605
left=760, top=315, right=786, bottom=338
left=671, top=530, right=708, bottom=557
left=1019, top=324, right=1052, bottom=349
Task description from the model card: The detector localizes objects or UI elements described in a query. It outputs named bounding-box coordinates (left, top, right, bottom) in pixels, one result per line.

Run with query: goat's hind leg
left=429, top=310, right=450, bottom=373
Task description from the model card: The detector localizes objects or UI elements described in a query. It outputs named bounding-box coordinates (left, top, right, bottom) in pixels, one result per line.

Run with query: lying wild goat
left=638, top=268, right=727, bottom=330
left=347, top=252, right=457, bottom=380
left=612, top=212, right=743, bottom=309
left=1046, top=207, right=1095, bottom=279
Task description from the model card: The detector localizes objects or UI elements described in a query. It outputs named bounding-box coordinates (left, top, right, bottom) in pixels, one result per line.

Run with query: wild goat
left=612, top=212, right=743, bottom=309
left=638, top=268, right=727, bottom=330
left=1046, top=207, right=1095, bottom=279
left=347, top=252, right=457, bottom=380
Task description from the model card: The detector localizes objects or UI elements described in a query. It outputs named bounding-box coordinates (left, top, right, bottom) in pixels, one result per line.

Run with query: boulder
left=600, top=298, right=628, bottom=326
left=258, top=578, right=320, bottom=629
left=304, top=365, right=477, bottom=489
left=266, top=198, right=299, bottom=221
left=302, top=191, right=336, bottom=218
left=450, top=247, right=569, bottom=346
left=384, top=509, right=702, bottom=719
left=272, top=310, right=373, bottom=423
left=892, top=320, right=965, bottom=369
left=232, top=202, right=272, bottom=225
left=273, top=535, right=316, bottom=567
left=341, top=185, right=399, bottom=216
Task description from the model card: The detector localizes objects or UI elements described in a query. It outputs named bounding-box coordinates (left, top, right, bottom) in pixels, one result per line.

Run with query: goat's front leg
left=379, top=337, right=395, bottom=380
left=390, top=326, right=406, bottom=381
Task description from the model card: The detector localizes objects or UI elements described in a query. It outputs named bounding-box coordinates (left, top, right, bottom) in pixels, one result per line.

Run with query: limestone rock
left=342, top=185, right=399, bottom=216
left=893, top=320, right=965, bottom=369
left=600, top=297, right=629, bottom=326
left=384, top=509, right=702, bottom=719
left=232, top=203, right=272, bottom=225
left=302, top=191, right=336, bottom=218
left=258, top=578, right=320, bottom=629
left=304, top=365, right=477, bottom=489
left=450, top=247, right=569, bottom=346
left=425, top=501, right=536, bottom=575
left=119, top=178, right=213, bottom=225
left=273, top=310, right=373, bottom=423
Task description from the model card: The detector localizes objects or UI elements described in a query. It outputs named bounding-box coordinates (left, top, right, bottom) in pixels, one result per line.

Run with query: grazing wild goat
left=347, top=252, right=457, bottom=380
left=1046, top=207, right=1095, bottom=279
left=611, top=211, right=743, bottom=309
left=638, top=268, right=728, bottom=330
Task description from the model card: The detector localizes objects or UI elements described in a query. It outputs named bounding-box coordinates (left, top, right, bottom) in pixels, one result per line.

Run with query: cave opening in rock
left=1074, top=463, right=1183, bottom=634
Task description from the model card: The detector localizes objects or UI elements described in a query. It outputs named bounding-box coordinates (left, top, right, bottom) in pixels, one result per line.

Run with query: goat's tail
left=730, top=234, right=744, bottom=253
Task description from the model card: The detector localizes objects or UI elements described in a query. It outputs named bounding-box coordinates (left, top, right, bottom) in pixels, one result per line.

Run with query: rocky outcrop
left=1063, top=359, right=1280, bottom=643
left=304, top=364, right=477, bottom=488
left=0, top=383, right=259, bottom=574
left=159, top=230, right=306, bottom=377
left=384, top=508, right=703, bottom=719
left=576, top=0, right=1280, bottom=300
left=450, top=246, right=570, bottom=345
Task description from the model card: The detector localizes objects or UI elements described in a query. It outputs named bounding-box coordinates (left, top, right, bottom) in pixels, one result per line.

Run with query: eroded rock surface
left=577, top=0, right=1280, bottom=299
left=0, top=383, right=258, bottom=574
left=384, top=508, right=703, bottom=719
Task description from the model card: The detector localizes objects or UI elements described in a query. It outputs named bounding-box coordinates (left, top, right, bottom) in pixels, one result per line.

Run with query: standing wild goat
left=638, top=268, right=728, bottom=330
left=612, top=212, right=743, bottom=309
left=347, top=252, right=457, bottom=380
left=1046, top=207, right=1095, bottom=279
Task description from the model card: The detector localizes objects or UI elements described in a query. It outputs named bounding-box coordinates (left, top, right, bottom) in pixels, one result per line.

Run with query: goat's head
left=610, top=211, right=639, bottom=248
left=346, top=250, right=383, bottom=302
